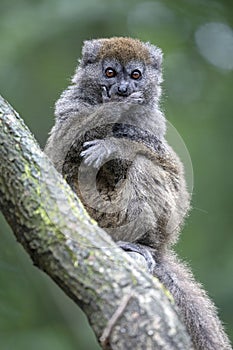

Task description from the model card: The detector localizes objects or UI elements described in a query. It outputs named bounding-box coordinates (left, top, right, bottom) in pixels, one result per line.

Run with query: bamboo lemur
left=45, top=37, right=232, bottom=350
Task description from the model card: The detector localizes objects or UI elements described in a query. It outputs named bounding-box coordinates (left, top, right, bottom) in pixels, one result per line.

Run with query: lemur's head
left=55, top=37, right=163, bottom=118
left=75, top=37, right=163, bottom=105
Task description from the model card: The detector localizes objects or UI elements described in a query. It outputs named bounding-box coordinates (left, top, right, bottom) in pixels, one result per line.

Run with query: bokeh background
left=0, top=0, right=233, bottom=349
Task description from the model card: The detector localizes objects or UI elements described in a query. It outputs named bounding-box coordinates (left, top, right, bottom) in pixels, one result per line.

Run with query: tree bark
left=0, top=95, right=193, bottom=349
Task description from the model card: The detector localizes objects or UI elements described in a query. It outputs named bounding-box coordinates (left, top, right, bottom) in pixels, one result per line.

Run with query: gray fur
left=45, top=37, right=232, bottom=350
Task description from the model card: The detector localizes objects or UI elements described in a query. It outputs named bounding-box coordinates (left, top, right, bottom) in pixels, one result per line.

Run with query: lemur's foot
left=117, top=241, right=156, bottom=274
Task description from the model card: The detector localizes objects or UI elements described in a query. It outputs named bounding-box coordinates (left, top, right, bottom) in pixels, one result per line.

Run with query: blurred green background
left=0, top=0, right=233, bottom=349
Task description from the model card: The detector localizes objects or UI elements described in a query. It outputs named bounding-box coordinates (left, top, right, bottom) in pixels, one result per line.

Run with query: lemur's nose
left=118, top=83, right=128, bottom=95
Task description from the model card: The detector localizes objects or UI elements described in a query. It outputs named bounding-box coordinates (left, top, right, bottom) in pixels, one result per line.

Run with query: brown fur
left=97, top=37, right=153, bottom=64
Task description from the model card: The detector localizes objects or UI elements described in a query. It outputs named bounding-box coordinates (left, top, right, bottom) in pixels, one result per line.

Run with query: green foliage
left=0, top=0, right=233, bottom=348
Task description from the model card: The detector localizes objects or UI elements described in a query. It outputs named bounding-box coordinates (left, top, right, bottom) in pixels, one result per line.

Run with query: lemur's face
left=76, top=38, right=163, bottom=106
left=100, top=58, right=146, bottom=102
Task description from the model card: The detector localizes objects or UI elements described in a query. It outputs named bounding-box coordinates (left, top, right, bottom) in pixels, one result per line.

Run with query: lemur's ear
left=80, top=39, right=104, bottom=66
left=144, top=42, right=163, bottom=71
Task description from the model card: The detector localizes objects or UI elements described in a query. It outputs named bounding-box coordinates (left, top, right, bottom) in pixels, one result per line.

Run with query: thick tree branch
left=0, top=95, right=193, bottom=349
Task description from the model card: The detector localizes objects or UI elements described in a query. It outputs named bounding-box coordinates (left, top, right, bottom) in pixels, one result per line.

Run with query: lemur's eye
left=131, top=69, right=142, bottom=80
left=105, top=67, right=116, bottom=78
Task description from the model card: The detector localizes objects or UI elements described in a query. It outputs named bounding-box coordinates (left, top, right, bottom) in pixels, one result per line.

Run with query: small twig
left=100, top=292, right=133, bottom=349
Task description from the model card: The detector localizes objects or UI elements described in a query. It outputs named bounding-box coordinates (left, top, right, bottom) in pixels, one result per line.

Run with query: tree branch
left=0, top=95, right=193, bottom=349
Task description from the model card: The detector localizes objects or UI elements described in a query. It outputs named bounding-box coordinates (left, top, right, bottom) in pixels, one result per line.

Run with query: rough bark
left=0, top=95, right=193, bottom=349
